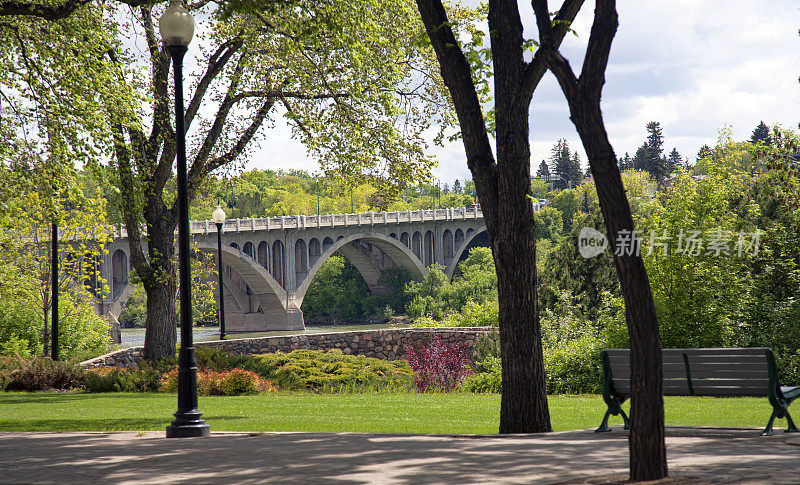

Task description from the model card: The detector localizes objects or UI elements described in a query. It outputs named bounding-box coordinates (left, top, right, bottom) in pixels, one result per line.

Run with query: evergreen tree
left=535, top=160, right=550, bottom=179
left=569, top=151, right=583, bottom=186
left=750, top=121, right=771, bottom=146
left=452, top=179, right=462, bottom=194
left=618, top=152, right=633, bottom=171
left=549, top=139, right=574, bottom=189
left=645, top=121, right=671, bottom=182
left=633, top=143, right=648, bottom=171
left=696, top=144, right=713, bottom=162
left=667, top=147, right=682, bottom=171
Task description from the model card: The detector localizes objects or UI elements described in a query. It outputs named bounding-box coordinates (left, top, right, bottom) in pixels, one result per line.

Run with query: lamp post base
left=166, top=412, right=210, bottom=438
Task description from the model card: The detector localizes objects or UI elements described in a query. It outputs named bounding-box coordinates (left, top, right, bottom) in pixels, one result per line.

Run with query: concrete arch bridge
left=97, top=207, right=488, bottom=331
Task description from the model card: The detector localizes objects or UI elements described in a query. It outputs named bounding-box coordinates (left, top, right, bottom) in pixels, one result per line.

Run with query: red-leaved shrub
left=404, top=336, right=473, bottom=392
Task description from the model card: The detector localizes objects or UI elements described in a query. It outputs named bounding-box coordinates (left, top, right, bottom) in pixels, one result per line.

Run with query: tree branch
left=110, top=117, right=151, bottom=284
left=579, top=0, right=617, bottom=100
left=543, top=48, right=578, bottom=102
left=414, top=0, right=496, bottom=184
left=188, top=97, right=275, bottom=200
left=522, top=0, right=584, bottom=99
left=0, top=0, right=88, bottom=20
left=0, top=0, right=149, bottom=20
left=189, top=50, right=248, bottom=170
left=184, top=35, right=243, bottom=131
left=141, top=5, right=172, bottom=168
left=488, top=0, right=525, bottom=111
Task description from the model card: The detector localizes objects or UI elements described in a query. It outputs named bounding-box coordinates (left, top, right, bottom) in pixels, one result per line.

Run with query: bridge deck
left=113, top=207, right=484, bottom=237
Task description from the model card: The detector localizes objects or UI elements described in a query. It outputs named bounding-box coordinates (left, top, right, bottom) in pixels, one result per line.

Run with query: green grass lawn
left=0, top=392, right=779, bottom=434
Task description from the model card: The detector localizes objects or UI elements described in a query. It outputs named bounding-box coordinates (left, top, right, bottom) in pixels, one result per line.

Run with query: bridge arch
left=294, top=232, right=426, bottom=304
left=445, top=225, right=489, bottom=279
left=111, top=249, right=128, bottom=299
left=257, top=241, right=269, bottom=270
left=195, top=242, right=289, bottom=311
left=309, top=238, right=321, bottom=266
left=411, top=232, right=422, bottom=259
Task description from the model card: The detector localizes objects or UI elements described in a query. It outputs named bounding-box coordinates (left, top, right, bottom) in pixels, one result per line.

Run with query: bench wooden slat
left=692, top=386, right=768, bottom=396
left=612, top=380, right=691, bottom=395
left=690, top=367, right=768, bottom=379
left=609, top=364, right=686, bottom=377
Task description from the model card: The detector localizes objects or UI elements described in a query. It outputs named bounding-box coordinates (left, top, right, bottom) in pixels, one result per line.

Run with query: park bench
left=596, top=347, right=800, bottom=436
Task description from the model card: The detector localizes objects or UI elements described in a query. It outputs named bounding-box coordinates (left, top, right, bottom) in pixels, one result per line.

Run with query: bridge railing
left=116, top=207, right=483, bottom=237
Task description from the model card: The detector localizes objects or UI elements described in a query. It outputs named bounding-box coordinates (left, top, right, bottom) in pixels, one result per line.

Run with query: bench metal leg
left=762, top=408, right=799, bottom=436
left=785, top=411, right=798, bottom=433
left=596, top=407, right=629, bottom=433
left=596, top=410, right=613, bottom=433
left=761, top=410, right=778, bottom=436
left=620, top=409, right=630, bottom=430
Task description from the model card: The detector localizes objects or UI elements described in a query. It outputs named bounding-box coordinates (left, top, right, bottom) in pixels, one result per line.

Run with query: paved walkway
left=0, top=428, right=798, bottom=484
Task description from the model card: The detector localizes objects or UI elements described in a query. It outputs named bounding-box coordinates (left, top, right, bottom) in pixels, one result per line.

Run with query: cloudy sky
left=242, top=1, right=799, bottom=184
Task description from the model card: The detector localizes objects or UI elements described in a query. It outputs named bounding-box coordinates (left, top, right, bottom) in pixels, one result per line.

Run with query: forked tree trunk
left=541, top=0, right=668, bottom=476
left=415, top=0, right=562, bottom=434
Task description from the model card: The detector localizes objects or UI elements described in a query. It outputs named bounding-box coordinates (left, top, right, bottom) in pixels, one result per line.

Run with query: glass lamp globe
left=159, top=0, right=194, bottom=46
left=212, top=205, right=226, bottom=225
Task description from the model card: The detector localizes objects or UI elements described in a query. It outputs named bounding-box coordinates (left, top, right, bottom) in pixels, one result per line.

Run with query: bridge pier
left=225, top=306, right=304, bottom=332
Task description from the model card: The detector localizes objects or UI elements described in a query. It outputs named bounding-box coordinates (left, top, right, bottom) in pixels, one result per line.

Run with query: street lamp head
left=159, top=0, right=194, bottom=47
left=212, top=204, right=226, bottom=225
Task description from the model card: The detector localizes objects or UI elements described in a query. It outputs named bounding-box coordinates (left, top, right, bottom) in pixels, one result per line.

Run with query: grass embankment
left=0, top=393, right=775, bottom=434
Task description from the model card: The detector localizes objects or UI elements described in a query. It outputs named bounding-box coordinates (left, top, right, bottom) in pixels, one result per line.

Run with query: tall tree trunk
left=141, top=222, right=178, bottom=362
left=143, top=276, right=177, bottom=361
left=540, top=0, right=667, bottom=476
left=492, top=187, right=550, bottom=433
left=571, top=102, right=667, bottom=481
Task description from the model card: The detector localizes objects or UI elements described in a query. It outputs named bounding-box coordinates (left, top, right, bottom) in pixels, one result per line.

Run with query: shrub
left=250, top=349, right=414, bottom=393
left=462, top=327, right=604, bottom=395
left=405, top=336, right=472, bottom=392
left=472, top=330, right=500, bottom=366
left=218, top=368, right=274, bottom=395
left=461, top=356, right=501, bottom=393
left=444, top=300, right=498, bottom=327
left=0, top=337, right=33, bottom=358
left=4, top=355, right=83, bottom=391
left=544, top=334, right=603, bottom=394
left=196, top=346, right=234, bottom=372
left=81, top=365, right=162, bottom=393
left=158, top=367, right=277, bottom=396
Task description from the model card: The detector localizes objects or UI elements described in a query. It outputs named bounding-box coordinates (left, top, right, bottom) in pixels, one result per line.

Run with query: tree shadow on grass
left=0, top=415, right=247, bottom=432
left=0, top=392, right=168, bottom=405
left=0, top=419, right=170, bottom=432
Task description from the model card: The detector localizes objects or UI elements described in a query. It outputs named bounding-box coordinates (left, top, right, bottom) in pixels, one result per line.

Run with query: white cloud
left=245, top=1, right=800, bottom=177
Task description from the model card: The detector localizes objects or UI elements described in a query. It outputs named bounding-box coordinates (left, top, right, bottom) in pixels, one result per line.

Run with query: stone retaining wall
left=81, top=327, right=494, bottom=368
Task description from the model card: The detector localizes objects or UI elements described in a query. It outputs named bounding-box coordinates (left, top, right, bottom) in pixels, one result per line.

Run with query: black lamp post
left=161, top=0, right=209, bottom=438
left=212, top=205, right=226, bottom=340
left=51, top=220, right=58, bottom=361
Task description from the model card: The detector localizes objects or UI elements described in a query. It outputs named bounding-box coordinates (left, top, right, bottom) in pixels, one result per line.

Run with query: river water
left=119, top=323, right=398, bottom=349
